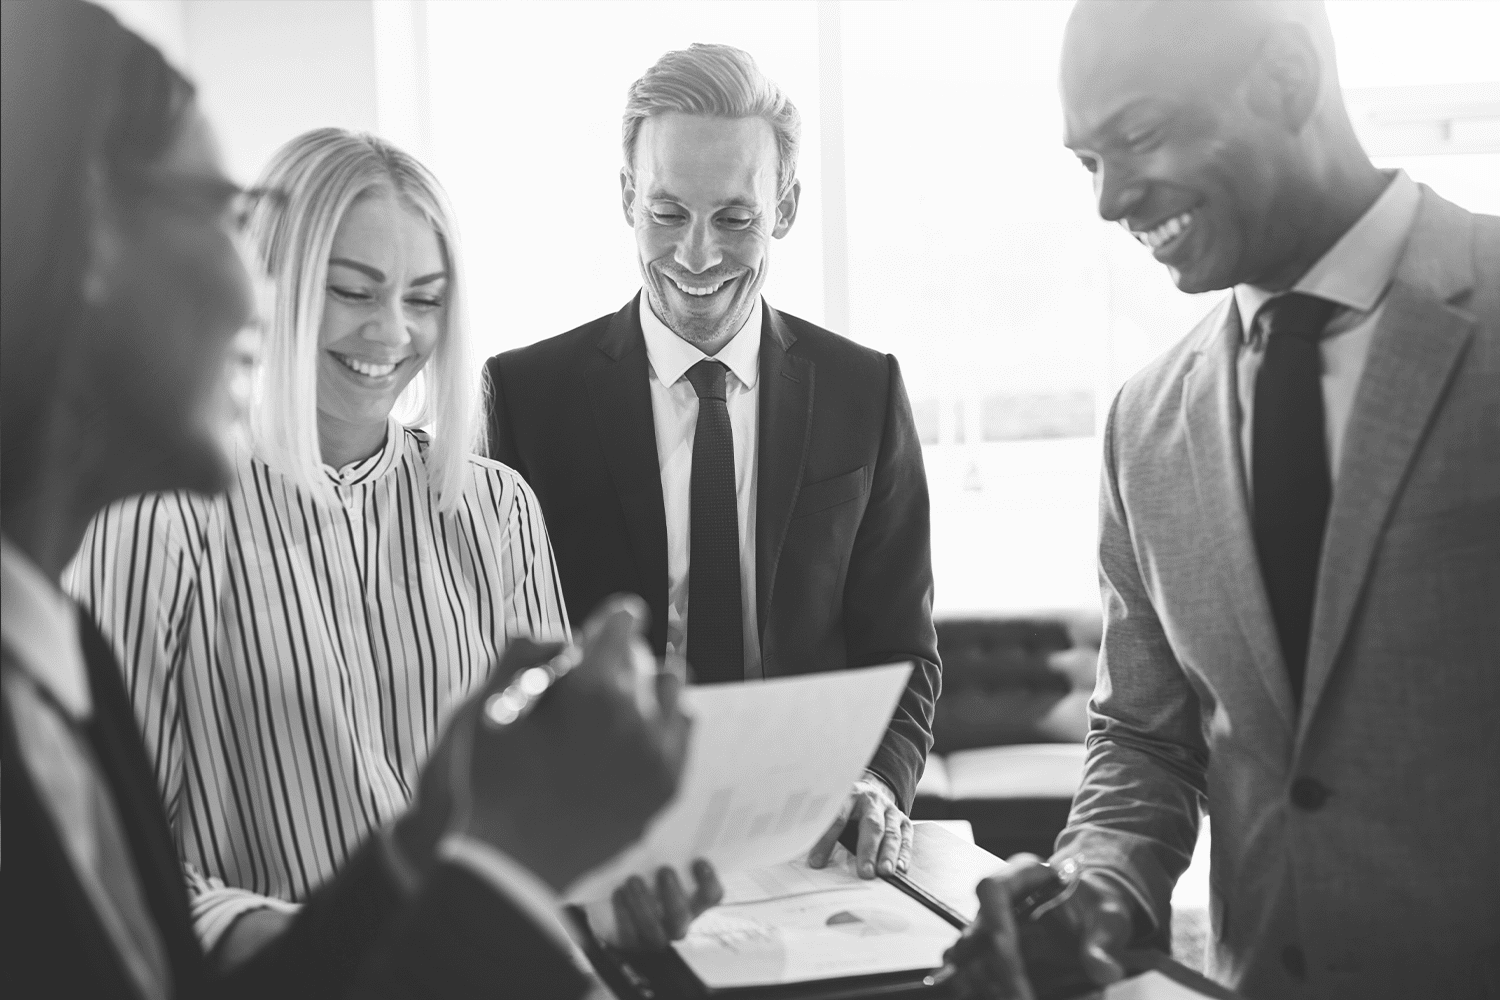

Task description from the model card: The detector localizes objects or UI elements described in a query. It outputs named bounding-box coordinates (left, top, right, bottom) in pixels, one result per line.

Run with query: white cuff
left=862, top=768, right=899, bottom=804
left=190, top=886, right=300, bottom=954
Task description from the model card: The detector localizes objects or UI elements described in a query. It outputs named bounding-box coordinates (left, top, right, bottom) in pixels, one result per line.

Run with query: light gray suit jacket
left=1056, top=187, right=1499, bottom=1000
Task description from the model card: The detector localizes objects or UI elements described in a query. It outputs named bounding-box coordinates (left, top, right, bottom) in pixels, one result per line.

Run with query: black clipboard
left=571, top=826, right=969, bottom=1000
left=572, top=883, right=960, bottom=999
left=571, top=822, right=1242, bottom=1000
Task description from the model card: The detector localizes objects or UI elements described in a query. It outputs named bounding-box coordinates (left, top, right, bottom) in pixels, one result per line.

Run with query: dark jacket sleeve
left=217, top=836, right=591, bottom=1000
left=843, top=355, right=941, bottom=811
left=485, top=357, right=524, bottom=475
left=353, top=862, right=593, bottom=1000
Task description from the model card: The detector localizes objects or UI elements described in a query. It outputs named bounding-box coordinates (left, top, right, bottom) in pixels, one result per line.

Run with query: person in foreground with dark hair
left=1, top=2, right=688, bottom=997
left=485, top=43, right=941, bottom=946
left=945, top=2, right=1499, bottom=999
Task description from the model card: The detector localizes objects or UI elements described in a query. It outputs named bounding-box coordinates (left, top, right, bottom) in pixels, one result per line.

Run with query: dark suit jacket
left=0, top=615, right=591, bottom=1000
left=485, top=296, right=940, bottom=810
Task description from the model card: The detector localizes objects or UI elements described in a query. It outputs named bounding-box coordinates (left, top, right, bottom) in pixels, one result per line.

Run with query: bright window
left=423, top=0, right=1500, bottom=614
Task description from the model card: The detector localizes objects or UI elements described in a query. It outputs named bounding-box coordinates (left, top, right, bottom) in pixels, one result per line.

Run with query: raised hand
left=394, top=594, right=691, bottom=893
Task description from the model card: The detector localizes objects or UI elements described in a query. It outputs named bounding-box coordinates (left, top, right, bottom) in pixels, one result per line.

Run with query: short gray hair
left=622, top=43, right=801, bottom=199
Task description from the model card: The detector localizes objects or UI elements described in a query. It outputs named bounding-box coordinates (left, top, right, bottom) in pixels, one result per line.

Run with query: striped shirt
left=65, top=421, right=569, bottom=950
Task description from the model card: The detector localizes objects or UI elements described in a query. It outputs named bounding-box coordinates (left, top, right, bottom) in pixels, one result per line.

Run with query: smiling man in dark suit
left=485, top=43, right=941, bottom=909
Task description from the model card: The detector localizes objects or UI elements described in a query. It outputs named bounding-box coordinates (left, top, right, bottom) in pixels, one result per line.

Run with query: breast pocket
left=791, top=466, right=868, bottom=519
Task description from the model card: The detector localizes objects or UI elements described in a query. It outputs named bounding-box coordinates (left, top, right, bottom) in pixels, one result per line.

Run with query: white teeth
left=671, top=276, right=730, bottom=297
left=1137, top=211, right=1193, bottom=250
left=335, top=354, right=398, bottom=378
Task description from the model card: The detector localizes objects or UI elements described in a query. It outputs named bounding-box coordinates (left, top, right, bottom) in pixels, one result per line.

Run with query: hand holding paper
left=565, top=663, right=914, bottom=904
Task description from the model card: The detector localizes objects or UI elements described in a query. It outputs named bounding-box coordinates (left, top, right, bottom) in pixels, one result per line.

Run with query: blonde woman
left=66, top=129, right=579, bottom=965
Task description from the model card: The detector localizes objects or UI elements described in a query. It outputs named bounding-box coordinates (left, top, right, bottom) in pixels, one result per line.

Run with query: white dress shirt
left=639, top=294, right=764, bottom=680
left=1233, top=170, right=1421, bottom=493
left=2, top=536, right=172, bottom=999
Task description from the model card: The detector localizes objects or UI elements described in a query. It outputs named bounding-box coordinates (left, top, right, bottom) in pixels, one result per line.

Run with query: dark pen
left=922, top=859, right=1083, bottom=989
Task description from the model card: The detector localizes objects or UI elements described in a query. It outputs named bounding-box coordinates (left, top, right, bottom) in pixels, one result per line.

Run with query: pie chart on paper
left=824, top=908, right=910, bottom=937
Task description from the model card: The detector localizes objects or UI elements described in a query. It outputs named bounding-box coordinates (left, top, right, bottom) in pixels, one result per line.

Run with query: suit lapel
left=1183, top=297, right=1298, bottom=735
left=585, top=296, right=669, bottom=644
left=1300, top=195, right=1477, bottom=729
left=755, top=306, right=814, bottom=648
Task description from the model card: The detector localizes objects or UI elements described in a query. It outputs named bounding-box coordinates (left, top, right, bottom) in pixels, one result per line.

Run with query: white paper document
left=1105, top=970, right=1219, bottom=999
left=675, top=847, right=962, bottom=988
left=565, top=662, right=913, bottom=903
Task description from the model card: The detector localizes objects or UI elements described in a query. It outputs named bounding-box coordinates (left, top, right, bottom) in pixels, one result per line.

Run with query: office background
left=101, top=0, right=1500, bottom=615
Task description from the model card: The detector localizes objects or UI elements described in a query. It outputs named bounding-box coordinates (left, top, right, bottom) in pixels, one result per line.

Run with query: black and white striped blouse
left=66, top=422, right=569, bottom=949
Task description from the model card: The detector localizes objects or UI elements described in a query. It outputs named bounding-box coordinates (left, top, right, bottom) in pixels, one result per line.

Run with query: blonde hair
left=623, top=43, right=801, bottom=200
left=245, top=128, right=481, bottom=512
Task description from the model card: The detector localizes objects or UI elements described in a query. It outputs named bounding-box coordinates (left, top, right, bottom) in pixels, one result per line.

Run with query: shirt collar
left=322, top=416, right=409, bottom=487
left=1, top=535, right=90, bottom=718
left=1234, top=170, right=1420, bottom=340
left=640, top=293, right=763, bottom=391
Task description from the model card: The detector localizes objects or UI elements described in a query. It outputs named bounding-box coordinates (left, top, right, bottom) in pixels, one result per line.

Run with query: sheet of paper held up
left=564, top=662, right=913, bottom=903
left=1105, top=970, right=1221, bottom=999
left=675, top=845, right=962, bottom=989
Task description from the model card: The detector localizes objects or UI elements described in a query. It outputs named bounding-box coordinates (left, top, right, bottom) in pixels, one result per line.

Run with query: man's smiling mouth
left=667, top=274, right=738, bottom=297
left=1133, top=210, right=1195, bottom=253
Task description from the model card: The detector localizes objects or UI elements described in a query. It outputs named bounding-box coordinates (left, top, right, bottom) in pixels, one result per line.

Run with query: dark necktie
left=685, top=359, right=744, bottom=684
left=1251, top=292, right=1339, bottom=701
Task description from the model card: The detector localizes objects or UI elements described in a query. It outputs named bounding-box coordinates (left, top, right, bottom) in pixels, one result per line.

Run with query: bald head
left=1062, top=0, right=1338, bottom=102
left=1059, top=0, right=1378, bottom=294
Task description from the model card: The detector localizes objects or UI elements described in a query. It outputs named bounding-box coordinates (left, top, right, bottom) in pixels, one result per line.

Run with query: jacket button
left=1290, top=776, right=1330, bottom=810
left=1282, top=944, right=1307, bottom=978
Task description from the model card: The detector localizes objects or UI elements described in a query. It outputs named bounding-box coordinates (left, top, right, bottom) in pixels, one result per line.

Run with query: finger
left=1079, top=885, right=1132, bottom=985
left=578, top=605, right=638, bottom=687
left=807, top=799, right=851, bottom=868
left=976, top=868, right=1048, bottom=941
left=855, top=798, right=886, bottom=877
left=876, top=806, right=902, bottom=876
left=612, top=886, right=640, bottom=951
left=655, top=866, right=693, bottom=941
left=973, top=878, right=1035, bottom=1000
left=653, top=676, right=692, bottom=778
left=623, top=875, right=667, bottom=951
left=690, top=858, right=724, bottom=913
left=975, top=855, right=1054, bottom=924
left=896, top=815, right=914, bottom=874
left=654, top=670, right=684, bottom=720
left=582, top=593, right=650, bottom=646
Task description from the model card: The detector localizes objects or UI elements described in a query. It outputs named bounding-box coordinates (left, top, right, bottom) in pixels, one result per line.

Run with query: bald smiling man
left=944, top=3, right=1499, bottom=999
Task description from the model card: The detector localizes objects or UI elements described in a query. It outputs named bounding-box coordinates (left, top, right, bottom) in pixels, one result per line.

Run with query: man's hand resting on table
left=942, top=855, right=1134, bottom=1000
left=806, top=771, right=913, bottom=879
left=392, top=594, right=691, bottom=894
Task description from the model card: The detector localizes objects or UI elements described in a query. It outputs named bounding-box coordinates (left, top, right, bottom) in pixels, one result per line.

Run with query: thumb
left=582, top=593, right=649, bottom=647
left=577, top=597, right=644, bottom=687
left=973, top=875, right=1035, bottom=999
left=653, top=672, right=692, bottom=772
left=1079, top=893, right=1131, bottom=986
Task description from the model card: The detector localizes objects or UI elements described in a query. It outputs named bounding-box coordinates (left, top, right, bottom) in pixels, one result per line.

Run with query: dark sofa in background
left=915, top=612, right=1101, bottom=860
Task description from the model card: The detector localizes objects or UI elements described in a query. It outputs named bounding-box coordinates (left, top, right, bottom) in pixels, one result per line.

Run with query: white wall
left=96, top=0, right=379, bottom=183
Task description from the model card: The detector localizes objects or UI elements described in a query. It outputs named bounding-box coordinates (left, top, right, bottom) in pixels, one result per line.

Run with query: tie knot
left=686, top=359, right=728, bottom=401
left=1255, top=292, right=1339, bottom=343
